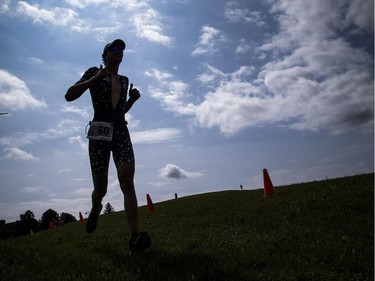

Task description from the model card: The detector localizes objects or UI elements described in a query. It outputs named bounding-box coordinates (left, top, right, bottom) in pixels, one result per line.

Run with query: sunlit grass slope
left=1, top=173, right=373, bottom=281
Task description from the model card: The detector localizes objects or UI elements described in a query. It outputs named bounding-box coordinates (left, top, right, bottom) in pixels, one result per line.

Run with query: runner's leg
left=117, top=163, right=138, bottom=234
left=91, top=173, right=108, bottom=210
left=86, top=140, right=110, bottom=232
left=89, top=139, right=110, bottom=210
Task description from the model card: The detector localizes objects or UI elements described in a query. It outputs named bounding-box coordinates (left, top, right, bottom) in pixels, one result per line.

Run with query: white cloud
left=64, top=0, right=109, bottom=9
left=0, top=69, right=47, bottom=110
left=131, top=128, right=182, bottom=144
left=21, top=186, right=49, bottom=193
left=148, top=51, right=372, bottom=135
left=159, top=164, right=203, bottom=180
left=17, top=1, right=78, bottom=26
left=57, top=169, right=71, bottom=174
left=0, top=118, right=83, bottom=147
left=29, top=57, right=45, bottom=64
left=224, top=1, right=266, bottom=27
left=125, top=113, right=141, bottom=130
left=256, top=0, right=374, bottom=134
left=16, top=1, right=118, bottom=40
left=195, top=54, right=372, bottom=135
left=235, top=39, right=252, bottom=54
left=73, top=178, right=87, bottom=181
left=69, top=135, right=88, bottom=155
left=131, top=7, right=172, bottom=46
left=61, top=104, right=90, bottom=119
left=15, top=1, right=172, bottom=45
left=195, top=64, right=225, bottom=86
left=145, top=69, right=196, bottom=115
left=147, top=65, right=263, bottom=136
left=191, top=25, right=227, bottom=56
left=0, top=0, right=10, bottom=13
left=147, top=0, right=373, bottom=136
left=344, top=0, right=374, bottom=31
left=145, top=68, right=173, bottom=82
left=3, top=147, right=39, bottom=161
left=69, top=187, right=92, bottom=196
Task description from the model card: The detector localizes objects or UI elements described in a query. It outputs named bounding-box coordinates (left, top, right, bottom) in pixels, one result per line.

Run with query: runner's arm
left=124, top=98, right=138, bottom=114
left=65, top=67, right=106, bottom=102
left=65, top=80, right=92, bottom=102
left=124, top=83, right=140, bottom=113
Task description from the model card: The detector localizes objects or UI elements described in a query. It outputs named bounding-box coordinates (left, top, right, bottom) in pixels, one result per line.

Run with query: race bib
left=87, top=121, right=114, bottom=141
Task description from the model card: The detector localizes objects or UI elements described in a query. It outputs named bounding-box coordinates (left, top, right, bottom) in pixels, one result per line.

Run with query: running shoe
left=85, top=203, right=103, bottom=233
left=129, top=231, right=151, bottom=253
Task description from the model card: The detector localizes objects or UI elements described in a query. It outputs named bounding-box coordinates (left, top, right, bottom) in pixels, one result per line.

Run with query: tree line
left=0, top=202, right=115, bottom=239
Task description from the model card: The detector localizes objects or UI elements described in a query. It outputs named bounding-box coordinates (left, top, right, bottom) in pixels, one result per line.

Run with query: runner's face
left=105, top=47, right=123, bottom=63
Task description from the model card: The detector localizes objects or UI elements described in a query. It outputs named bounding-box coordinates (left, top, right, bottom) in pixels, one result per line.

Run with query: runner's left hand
left=129, top=83, right=141, bottom=101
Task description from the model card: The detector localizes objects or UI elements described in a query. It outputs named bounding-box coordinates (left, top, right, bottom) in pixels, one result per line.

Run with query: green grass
left=1, top=173, right=373, bottom=281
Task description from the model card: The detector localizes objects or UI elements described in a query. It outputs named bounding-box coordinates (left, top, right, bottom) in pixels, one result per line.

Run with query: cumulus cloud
left=224, top=1, right=267, bottom=27
left=131, top=7, right=172, bottom=47
left=3, top=147, right=39, bottom=161
left=147, top=0, right=373, bottom=136
left=17, top=1, right=77, bottom=26
left=256, top=0, right=374, bottom=134
left=0, top=69, right=47, bottom=110
left=145, top=69, right=196, bottom=115
left=159, top=164, right=203, bottom=180
left=344, top=0, right=373, bottom=30
left=191, top=25, right=227, bottom=56
left=16, top=1, right=118, bottom=40
left=147, top=65, right=262, bottom=136
left=16, top=0, right=172, bottom=45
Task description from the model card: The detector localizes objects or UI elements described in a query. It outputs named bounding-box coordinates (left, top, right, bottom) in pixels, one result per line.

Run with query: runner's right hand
left=95, top=65, right=110, bottom=80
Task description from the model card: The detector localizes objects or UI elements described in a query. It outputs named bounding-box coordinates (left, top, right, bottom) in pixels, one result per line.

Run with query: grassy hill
left=0, top=173, right=373, bottom=281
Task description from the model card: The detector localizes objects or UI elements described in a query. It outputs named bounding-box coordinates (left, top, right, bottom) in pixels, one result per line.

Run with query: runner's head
left=102, top=39, right=126, bottom=65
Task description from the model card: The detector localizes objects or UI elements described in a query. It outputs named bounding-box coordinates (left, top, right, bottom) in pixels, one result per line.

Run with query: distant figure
left=175, top=193, right=178, bottom=199
left=240, top=185, right=243, bottom=190
left=65, top=39, right=150, bottom=253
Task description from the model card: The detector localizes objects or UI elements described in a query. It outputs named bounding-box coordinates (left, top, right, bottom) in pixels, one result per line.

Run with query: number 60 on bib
left=87, top=121, right=114, bottom=141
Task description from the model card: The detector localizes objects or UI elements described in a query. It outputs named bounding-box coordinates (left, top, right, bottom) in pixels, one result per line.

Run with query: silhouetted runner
left=65, top=39, right=150, bottom=253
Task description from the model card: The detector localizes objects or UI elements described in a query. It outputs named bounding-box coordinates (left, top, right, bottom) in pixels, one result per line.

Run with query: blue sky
left=0, top=0, right=373, bottom=222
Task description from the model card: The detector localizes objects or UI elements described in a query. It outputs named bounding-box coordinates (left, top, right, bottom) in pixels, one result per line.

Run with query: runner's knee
left=119, top=177, right=134, bottom=192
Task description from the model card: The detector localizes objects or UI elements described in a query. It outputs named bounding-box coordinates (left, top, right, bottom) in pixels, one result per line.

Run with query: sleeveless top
left=79, top=67, right=129, bottom=124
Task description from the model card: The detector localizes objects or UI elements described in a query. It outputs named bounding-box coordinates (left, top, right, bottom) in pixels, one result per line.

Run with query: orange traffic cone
left=49, top=221, right=55, bottom=231
left=263, top=168, right=275, bottom=196
left=146, top=194, right=155, bottom=212
left=79, top=212, right=84, bottom=223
